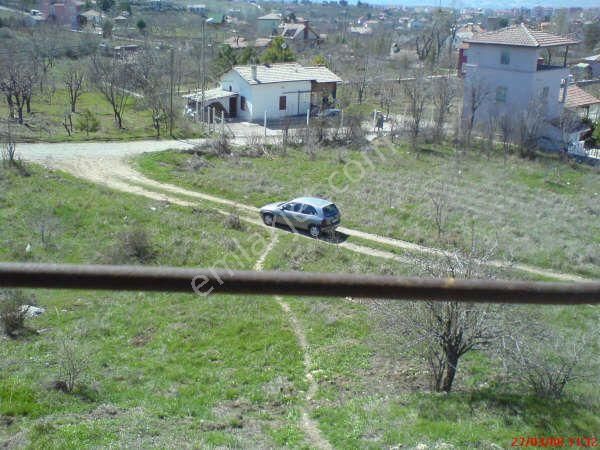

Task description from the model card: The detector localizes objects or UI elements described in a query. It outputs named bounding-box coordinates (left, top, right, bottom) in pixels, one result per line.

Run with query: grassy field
left=263, top=235, right=600, bottom=449
left=135, top=142, right=600, bottom=278
left=1, top=162, right=598, bottom=448
left=14, top=88, right=203, bottom=143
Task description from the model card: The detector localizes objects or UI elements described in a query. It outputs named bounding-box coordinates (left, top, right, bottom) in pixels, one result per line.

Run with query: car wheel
left=262, top=213, right=274, bottom=226
left=308, top=224, right=320, bottom=238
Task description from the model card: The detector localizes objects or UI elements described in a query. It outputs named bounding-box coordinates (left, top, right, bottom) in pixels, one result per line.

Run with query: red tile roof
left=464, top=23, right=579, bottom=48
left=562, top=85, right=600, bottom=109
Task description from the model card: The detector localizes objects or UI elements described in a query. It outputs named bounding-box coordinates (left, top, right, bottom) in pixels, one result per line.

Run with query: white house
left=184, top=63, right=342, bottom=122
left=257, top=12, right=282, bottom=37
left=461, top=24, right=580, bottom=145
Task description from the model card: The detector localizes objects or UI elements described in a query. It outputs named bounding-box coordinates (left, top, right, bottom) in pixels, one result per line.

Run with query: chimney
left=251, top=64, right=257, bottom=81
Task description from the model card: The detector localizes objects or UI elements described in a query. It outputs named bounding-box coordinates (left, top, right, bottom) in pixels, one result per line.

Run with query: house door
left=229, top=97, right=237, bottom=118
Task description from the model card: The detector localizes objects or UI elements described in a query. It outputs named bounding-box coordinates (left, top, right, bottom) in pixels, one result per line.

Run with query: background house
left=257, top=12, right=282, bottom=37
left=462, top=24, right=580, bottom=146
left=184, top=63, right=341, bottom=122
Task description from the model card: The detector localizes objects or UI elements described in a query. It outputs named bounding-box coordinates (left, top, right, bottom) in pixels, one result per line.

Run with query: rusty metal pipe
left=0, top=262, right=598, bottom=304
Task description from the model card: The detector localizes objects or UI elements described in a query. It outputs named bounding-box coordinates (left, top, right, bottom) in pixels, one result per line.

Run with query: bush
left=76, top=109, right=100, bottom=136
left=55, top=337, right=88, bottom=394
left=224, top=212, right=243, bottom=230
left=0, top=290, right=31, bottom=338
left=109, top=228, right=157, bottom=264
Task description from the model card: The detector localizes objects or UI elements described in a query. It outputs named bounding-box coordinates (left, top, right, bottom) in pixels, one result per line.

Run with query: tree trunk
left=26, top=96, right=31, bottom=114
left=6, top=95, right=14, bottom=119
left=442, top=349, right=459, bottom=392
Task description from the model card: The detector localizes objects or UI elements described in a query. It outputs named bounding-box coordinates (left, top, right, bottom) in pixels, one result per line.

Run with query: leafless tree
left=351, top=56, right=369, bottom=104
left=516, top=100, right=546, bottom=159
left=134, top=51, right=170, bottom=137
left=431, top=75, right=456, bottom=142
left=461, top=75, right=490, bottom=148
left=27, top=25, right=60, bottom=93
left=498, top=114, right=514, bottom=162
left=63, top=65, right=86, bottom=113
left=499, top=318, right=597, bottom=399
left=427, top=182, right=450, bottom=240
left=1, top=120, right=17, bottom=166
left=89, top=54, right=134, bottom=129
left=378, top=83, right=396, bottom=119
left=370, top=240, right=500, bottom=393
left=558, top=109, right=582, bottom=153
left=402, top=70, right=428, bottom=149
left=0, top=57, right=35, bottom=124
left=484, top=112, right=498, bottom=155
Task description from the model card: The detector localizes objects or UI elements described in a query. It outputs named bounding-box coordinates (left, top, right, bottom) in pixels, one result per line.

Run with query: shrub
left=224, top=212, right=243, bottom=230
left=76, top=109, right=100, bottom=136
left=110, top=228, right=157, bottom=264
left=0, top=290, right=31, bottom=338
left=55, top=337, right=88, bottom=393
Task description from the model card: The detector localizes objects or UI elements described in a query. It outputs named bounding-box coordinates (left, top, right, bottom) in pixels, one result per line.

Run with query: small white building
left=257, top=12, right=282, bottom=37
left=184, top=63, right=342, bottom=122
left=462, top=24, right=579, bottom=138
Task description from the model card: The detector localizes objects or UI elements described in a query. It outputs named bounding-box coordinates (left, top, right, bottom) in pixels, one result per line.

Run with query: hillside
left=1, top=154, right=598, bottom=448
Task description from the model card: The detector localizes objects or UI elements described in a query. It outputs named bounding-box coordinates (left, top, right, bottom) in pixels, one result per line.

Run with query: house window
left=240, top=96, right=246, bottom=111
left=495, top=86, right=507, bottom=103
left=541, top=86, right=549, bottom=100
left=279, top=95, right=287, bottom=111
left=500, top=50, right=510, bottom=65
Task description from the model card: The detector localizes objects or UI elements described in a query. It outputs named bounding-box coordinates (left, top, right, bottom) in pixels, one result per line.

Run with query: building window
left=279, top=95, right=286, bottom=111
left=541, top=86, right=549, bottom=100
left=495, top=86, right=507, bottom=103
left=240, top=96, right=246, bottom=111
left=500, top=50, right=510, bottom=65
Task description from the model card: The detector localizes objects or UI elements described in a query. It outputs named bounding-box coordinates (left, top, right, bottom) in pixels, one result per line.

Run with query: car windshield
left=322, top=204, right=339, bottom=217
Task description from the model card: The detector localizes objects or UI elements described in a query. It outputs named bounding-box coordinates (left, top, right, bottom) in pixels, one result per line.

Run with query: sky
left=356, top=0, right=597, bottom=8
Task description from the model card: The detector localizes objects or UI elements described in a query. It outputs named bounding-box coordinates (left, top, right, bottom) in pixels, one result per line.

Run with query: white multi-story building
left=461, top=24, right=579, bottom=143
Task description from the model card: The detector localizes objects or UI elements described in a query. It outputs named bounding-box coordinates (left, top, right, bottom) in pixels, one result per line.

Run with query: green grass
left=1, top=162, right=598, bottom=448
left=135, top=143, right=600, bottom=278
left=15, top=88, right=204, bottom=143
left=0, top=164, right=308, bottom=447
left=260, top=234, right=600, bottom=449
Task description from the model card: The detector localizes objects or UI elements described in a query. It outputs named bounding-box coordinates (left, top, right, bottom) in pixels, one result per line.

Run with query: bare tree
left=499, top=317, right=597, bottom=399
left=370, top=236, right=500, bottom=393
left=0, top=58, right=35, bottom=124
left=427, top=182, right=450, bottom=240
left=89, top=54, right=133, bottom=129
left=378, top=83, right=396, bottom=119
left=431, top=75, right=456, bottom=142
left=516, top=100, right=546, bottom=159
left=351, top=56, right=369, bottom=104
left=498, top=114, right=514, bottom=162
left=402, top=70, right=428, bottom=149
left=27, top=25, right=60, bottom=93
left=134, top=51, right=169, bottom=137
left=1, top=120, right=17, bottom=166
left=461, top=75, right=490, bottom=148
left=63, top=64, right=86, bottom=113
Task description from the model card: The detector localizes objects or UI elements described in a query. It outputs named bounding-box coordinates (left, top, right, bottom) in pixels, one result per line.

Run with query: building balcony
left=537, top=64, right=566, bottom=71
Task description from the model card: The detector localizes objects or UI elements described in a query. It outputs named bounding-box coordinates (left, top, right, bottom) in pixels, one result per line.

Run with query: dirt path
left=253, top=235, right=332, bottom=450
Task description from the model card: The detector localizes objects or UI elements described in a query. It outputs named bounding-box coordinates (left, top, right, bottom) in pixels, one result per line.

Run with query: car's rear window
left=323, top=204, right=339, bottom=217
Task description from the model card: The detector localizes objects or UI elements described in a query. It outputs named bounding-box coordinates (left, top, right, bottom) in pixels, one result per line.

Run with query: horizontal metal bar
left=0, top=263, right=598, bottom=304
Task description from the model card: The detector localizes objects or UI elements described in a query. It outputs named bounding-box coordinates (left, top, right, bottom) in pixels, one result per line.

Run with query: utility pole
left=169, top=47, right=174, bottom=137
left=200, top=18, right=206, bottom=124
